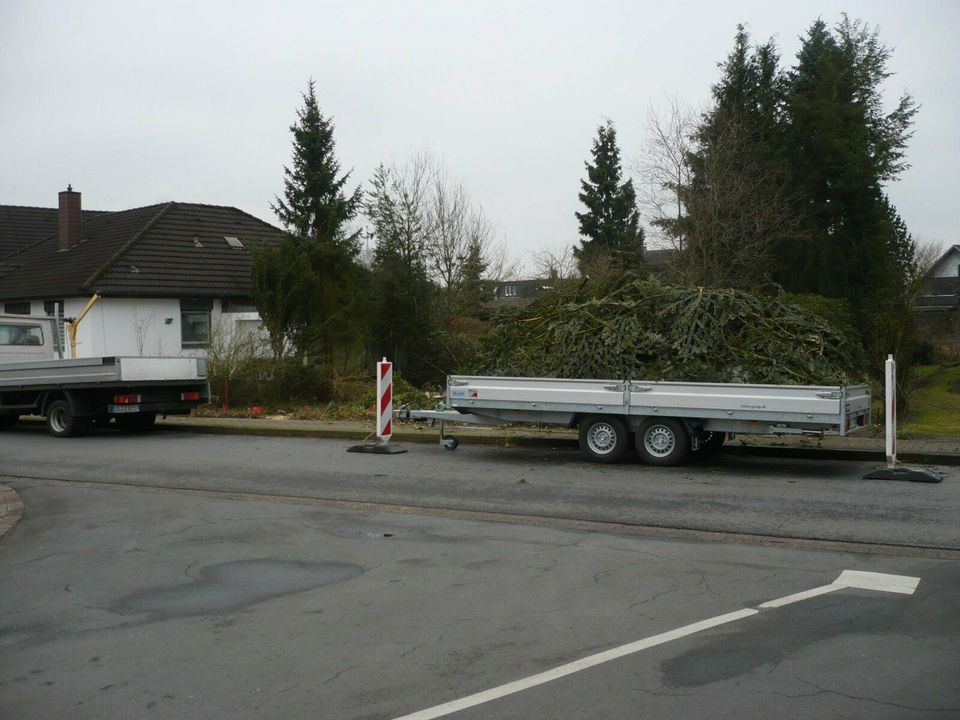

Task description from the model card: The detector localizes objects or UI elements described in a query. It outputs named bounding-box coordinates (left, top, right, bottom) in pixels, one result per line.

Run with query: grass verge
left=900, top=364, right=960, bottom=437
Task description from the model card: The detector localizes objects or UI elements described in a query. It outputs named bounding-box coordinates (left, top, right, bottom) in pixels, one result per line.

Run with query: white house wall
left=19, top=297, right=268, bottom=358
left=66, top=298, right=183, bottom=358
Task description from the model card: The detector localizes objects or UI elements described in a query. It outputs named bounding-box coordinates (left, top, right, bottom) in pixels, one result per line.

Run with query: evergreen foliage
left=364, top=164, right=437, bottom=384
left=255, top=81, right=367, bottom=363
left=779, top=17, right=918, bottom=312
left=271, top=79, right=362, bottom=253
left=478, top=276, right=865, bottom=385
left=575, top=121, right=645, bottom=272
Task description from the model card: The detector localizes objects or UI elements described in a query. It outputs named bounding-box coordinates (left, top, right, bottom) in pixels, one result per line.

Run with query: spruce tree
left=272, top=79, right=362, bottom=253
left=254, top=80, right=367, bottom=362
left=782, top=17, right=917, bottom=313
left=574, top=121, right=644, bottom=273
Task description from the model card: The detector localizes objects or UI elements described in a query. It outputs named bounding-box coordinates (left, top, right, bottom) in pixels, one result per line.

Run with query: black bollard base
left=347, top=443, right=407, bottom=455
left=863, top=466, right=942, bottom=483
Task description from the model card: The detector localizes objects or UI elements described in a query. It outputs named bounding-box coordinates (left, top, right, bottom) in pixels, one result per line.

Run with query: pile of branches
left=477, top=276, right=865, bottom=385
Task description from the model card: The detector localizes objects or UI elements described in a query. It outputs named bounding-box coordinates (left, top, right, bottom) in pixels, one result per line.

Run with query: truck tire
left=116, top=412, right=157, bottom=433
left=46, top=400, right=89, bottom=438
left=578, top=416, right=629, bottom=463
left=636, top=418, right=690, bottom=466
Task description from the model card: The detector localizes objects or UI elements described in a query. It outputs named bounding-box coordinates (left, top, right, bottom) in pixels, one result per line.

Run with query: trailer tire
left=636, top=418, right=690, bottom=466
left=46, top=400, right=89, bottom=438
left=579, top=416, right=629, bottom=463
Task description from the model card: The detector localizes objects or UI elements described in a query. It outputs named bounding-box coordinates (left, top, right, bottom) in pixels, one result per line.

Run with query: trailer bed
left=444, top=375, right=871, bottom=435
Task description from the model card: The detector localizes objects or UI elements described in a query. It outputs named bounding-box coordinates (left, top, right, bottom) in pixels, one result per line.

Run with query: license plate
left=110, top=404, right=140, bottom=414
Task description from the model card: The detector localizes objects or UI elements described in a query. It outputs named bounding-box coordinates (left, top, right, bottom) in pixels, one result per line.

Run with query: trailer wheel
left=636, top=419, right=690, bottom=466
left=442, top=436, right=459, bottom=450
left=578, top=416, right=629, bottom=463
left=46, top=400, right=88, bottom=438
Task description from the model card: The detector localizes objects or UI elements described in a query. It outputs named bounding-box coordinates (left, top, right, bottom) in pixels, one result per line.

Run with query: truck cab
left=0, top=315, right=57, bottom=363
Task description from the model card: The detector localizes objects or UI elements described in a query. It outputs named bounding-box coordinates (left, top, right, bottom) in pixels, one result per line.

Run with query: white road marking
left=391, top=609, right=757, bottom=720
left=835, top=570, right=921, bottom=594
left=392, top=571, right=920, bottom=720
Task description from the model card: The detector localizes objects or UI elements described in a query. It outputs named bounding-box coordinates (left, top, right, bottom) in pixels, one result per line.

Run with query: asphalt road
left=1, top=429, right=959, bottom=719
left=1, top=427, right=958, bottom=550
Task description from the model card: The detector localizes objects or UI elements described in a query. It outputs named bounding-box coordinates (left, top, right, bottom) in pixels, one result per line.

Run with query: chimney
left=58, top=185, right=81, bottom=251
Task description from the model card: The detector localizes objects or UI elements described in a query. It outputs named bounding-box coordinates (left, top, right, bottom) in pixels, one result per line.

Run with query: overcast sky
left=2, top=0, right=957, bottom=272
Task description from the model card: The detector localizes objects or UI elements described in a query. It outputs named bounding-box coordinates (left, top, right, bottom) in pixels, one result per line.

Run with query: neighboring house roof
left=0, top=202, right=284, bottom=301
left=0, top=205, right=109, bottom=258
left=928, top=244, right=960, bottom=277
left=916, top=244, right=960, bottom=313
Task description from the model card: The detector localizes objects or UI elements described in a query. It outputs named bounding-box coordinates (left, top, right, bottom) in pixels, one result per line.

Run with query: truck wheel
left=578, top=416, right=629, bottom=463
left=46, top=400, right=88, bottom=438
left=636, top=418, right=690, bottom=466
left=116, top=412, right=157, bottom=433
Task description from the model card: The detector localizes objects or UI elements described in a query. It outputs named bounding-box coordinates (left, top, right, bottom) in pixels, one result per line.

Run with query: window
left=180, top=298, right=212, bottom=347
left=4, top=302, right=30, bottom=315
left=224, top=236, right=244, bottom=249
left=501, top=285, right=517, bottom=298
left=0, top=323, right=43, bottom=346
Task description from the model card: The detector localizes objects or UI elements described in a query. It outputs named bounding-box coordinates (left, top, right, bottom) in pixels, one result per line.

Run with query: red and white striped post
left=377, top=357, right=393, bottom=443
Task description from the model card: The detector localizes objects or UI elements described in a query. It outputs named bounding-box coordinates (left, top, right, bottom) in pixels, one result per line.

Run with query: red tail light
left=180, top=391, right=201, bottom=401
left=113, top=394, right=142, bottom=404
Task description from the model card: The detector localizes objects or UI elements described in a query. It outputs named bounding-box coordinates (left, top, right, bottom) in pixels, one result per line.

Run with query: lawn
left=899, top=364, right=960, bottom=436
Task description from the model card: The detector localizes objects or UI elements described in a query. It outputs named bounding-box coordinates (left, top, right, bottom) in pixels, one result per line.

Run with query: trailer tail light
left=180, top=391, right=201, bottom=401
left=113, top=394, right=142, bottom=404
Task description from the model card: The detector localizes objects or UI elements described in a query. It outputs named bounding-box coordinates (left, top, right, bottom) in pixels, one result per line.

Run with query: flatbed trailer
left=400, top=375, right=872, bottom=466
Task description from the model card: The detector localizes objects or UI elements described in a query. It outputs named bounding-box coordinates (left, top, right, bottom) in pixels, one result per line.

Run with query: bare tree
left=634, top=98, right=697, bottom=253
left=369, top=149, right=516, bottom=309
left=530, top=244, right=578, bottom=281
left=664, top=113, right=805, bottom=290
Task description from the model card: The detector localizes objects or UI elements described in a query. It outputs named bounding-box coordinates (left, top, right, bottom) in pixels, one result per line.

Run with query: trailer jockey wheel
left=578, top=416, right=629, bottom=463
left=636, top=418, right=690, bottom=466
left=442, top=436, right=459, bottom=450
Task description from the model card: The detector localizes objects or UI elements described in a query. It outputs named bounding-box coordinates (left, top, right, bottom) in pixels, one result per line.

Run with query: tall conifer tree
left=272, top=79, right=362, bottom=253
left=574, top=121, right=644, bottom=272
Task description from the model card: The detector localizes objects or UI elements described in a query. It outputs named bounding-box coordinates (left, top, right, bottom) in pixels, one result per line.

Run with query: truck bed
left=0, top=356, right=208, bottom=389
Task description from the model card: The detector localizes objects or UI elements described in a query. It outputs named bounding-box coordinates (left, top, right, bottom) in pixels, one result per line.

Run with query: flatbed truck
left=0, top=314, right=209, bottom=437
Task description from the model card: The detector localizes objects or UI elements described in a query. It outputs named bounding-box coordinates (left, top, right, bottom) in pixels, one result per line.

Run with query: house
left=0, top=187, right=283, bottom=358
left=916, top=244, right=960, bottom=314
left=488, top=279, right=555, bottom=310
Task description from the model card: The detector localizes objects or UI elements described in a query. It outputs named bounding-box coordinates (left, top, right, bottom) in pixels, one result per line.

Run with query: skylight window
left=224, top=236, right=244, bottom=249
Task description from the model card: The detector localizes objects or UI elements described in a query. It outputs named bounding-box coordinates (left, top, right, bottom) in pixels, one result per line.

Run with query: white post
left=377, top=357, right=393, bottom=443
left=885, top=354, right=896, bottom=469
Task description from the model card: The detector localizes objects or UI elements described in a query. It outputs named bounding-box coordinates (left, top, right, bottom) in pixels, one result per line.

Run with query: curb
left=154, top=421, right=960, bottom=466
left=0, top=484, right=24, bottom=541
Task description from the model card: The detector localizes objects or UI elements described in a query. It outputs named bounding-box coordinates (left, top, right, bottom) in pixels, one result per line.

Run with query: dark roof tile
left=0, top=202, right=283, bottom=300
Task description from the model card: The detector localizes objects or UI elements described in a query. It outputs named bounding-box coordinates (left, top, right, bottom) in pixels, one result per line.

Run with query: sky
left=1, top=0, right=957, bottom=273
